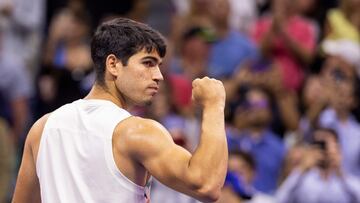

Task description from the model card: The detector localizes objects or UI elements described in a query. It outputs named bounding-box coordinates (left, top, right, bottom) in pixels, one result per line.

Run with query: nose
left=152, top=66, right=164, bottom=83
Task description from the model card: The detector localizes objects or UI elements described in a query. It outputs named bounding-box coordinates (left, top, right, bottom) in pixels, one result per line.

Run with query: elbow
left=192, top=178, right=222, bottom=202
left=198, top=186, right=221, bottom=202
left=188, top=167, right=226, bottom=202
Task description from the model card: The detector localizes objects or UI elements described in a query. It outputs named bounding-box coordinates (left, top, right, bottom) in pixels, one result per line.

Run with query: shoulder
left=114, top=116, right=173, bottom=153
left=26, top=114, right=51, bottom=161
left=28, top=114, right=51, bottom=141
left=116, top=116, right=170, bottom=138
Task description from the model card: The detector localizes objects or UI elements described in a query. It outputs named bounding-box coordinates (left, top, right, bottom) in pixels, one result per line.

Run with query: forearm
left=276, top=92, right=300, bottom=131
left=188, top=106, right=228, bottom=189
left=306, top=102, right=326, bottom=127
left=259, top=30, right=274, bottom=57
left=281, top=31, right=313, bottom=65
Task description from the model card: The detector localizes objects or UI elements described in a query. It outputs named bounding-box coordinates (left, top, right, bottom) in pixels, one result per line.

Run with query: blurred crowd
left=1, top=0, right=360, bottom=202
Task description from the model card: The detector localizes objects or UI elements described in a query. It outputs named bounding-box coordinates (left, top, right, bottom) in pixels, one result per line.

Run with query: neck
left=84, top=82, right=127, bottom=109
left=248, top=127, right=265, bottom=139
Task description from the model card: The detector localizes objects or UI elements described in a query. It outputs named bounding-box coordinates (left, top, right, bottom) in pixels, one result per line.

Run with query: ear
left=105, top=54, right=122, bottom=77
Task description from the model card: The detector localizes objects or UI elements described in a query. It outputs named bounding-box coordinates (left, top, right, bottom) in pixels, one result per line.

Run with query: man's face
left=115, top=49, right=163, bottom=106
left=228, top=154, right=254, bottom=185
left=234, top=89, right=271, bottom=129
left=209, top=0, right=230, bottom=26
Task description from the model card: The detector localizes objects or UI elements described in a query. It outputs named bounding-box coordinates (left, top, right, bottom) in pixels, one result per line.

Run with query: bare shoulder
left=113, top=116, right=174, bottom=157
left=116, top=116, right=172, bottom=141
left=26, top=114, right=51, bottom=162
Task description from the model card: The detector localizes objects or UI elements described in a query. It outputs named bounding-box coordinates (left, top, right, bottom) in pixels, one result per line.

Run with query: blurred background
left=1, top=0, right=360, bottom=202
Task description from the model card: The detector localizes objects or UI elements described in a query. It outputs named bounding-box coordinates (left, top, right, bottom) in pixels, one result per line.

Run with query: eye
left=143, top=60, right=156, bottom=68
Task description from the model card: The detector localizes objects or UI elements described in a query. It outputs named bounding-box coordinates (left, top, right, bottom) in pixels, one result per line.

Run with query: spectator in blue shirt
left=227, top=85, right=285, bottom=194
left=207, top=0, right=258, bottom=79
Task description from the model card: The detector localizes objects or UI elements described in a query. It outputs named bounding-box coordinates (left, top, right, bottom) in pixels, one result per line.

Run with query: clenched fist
left=192, top=77, right=226, bottom=109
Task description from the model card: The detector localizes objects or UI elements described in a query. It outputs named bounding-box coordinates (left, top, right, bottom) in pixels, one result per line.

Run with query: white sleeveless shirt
left=36, top=99, right=150, bottom=203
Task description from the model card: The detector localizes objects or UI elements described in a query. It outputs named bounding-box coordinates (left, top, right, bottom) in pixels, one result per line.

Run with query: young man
left=12, top=18, right=228, bottom=203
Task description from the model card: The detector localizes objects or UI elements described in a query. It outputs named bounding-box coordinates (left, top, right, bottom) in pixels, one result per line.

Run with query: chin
left=134, top=98, right=153, bottom=107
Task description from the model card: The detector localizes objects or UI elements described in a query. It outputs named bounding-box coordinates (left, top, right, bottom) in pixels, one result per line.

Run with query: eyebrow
left=141, top=56, right=162, bottom=64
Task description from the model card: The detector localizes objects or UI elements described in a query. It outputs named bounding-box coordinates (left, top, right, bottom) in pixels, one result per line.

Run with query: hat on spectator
left=322, top=39, right=360, bottom=77
left=182, top=26, right=217, bottom=43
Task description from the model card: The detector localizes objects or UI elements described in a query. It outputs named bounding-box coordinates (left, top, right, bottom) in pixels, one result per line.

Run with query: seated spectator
left=217, top=150, right=276, bottom=203
left=207, top=0, right=258, bottom=79
left=227, top=86, right=285, bottom=194
left=276, top=128, right=360, bottom=203
left=252, top=0, right=317, bottom=91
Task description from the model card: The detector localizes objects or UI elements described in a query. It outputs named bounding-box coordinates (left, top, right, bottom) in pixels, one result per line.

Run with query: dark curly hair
left=91, top=18, right=167, bottom=86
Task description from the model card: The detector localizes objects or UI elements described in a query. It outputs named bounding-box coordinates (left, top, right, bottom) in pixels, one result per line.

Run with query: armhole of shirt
left=35, top=113, right=54, bottom=178
left=102, top=113, right=147, bottom=195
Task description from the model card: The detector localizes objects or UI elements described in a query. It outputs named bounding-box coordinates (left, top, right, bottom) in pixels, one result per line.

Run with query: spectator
left=299, top=75, right=329, bottom=140
left=318, top=79, right=360, bottom=177
left=0, top=57, right=31, bottom=145
left=217, top=150, right=276, bottom=203
left=226, top=61, right=300, bottom=136
left=252, top=0, right=317, bottom=91
left=169, top=26, right=214, bottom=80
left=300, top=39, right=360, bottom=137
left=170, top=0, right=213, bottom=51
left=0, top=0, right=45, bottom=81
left=276, top=128, right=360, bottom=203
left=227, top=86, right=285, bottom=194
left=207, top=0, right=258, bottom=79
left=35, top=5, right=93, bottom=118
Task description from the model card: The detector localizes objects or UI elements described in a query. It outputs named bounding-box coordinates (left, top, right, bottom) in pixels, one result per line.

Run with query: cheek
left=116, top=69, right=148, bottom=98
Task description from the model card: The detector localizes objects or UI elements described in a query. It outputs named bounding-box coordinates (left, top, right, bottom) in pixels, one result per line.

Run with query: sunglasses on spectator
left=240, top=100, right=269, bottom=109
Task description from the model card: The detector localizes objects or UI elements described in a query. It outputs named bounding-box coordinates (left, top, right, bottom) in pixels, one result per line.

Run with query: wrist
left=203, top=101, right=225, bottom=112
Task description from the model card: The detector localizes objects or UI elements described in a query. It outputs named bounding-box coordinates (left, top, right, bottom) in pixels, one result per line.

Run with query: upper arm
left=12, top=115, right=49, bottom=203
left=116, top=117, right=207, bottom=200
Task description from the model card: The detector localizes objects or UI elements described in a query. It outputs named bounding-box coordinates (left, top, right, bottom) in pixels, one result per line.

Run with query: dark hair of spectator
left=90, top=18, right=167, bottom=86
left=229, top=149, right=256, bottom=171
left=313, top=127, right=339, bottom=142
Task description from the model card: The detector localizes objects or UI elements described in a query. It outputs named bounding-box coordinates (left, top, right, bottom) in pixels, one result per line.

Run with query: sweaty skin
left=12, top=49, right=228, bottom=203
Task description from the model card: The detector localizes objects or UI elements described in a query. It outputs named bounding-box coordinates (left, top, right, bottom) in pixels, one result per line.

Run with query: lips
left=148, top=86, right=159, bottom=90
left=147, top=86, right=159, bottom=95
